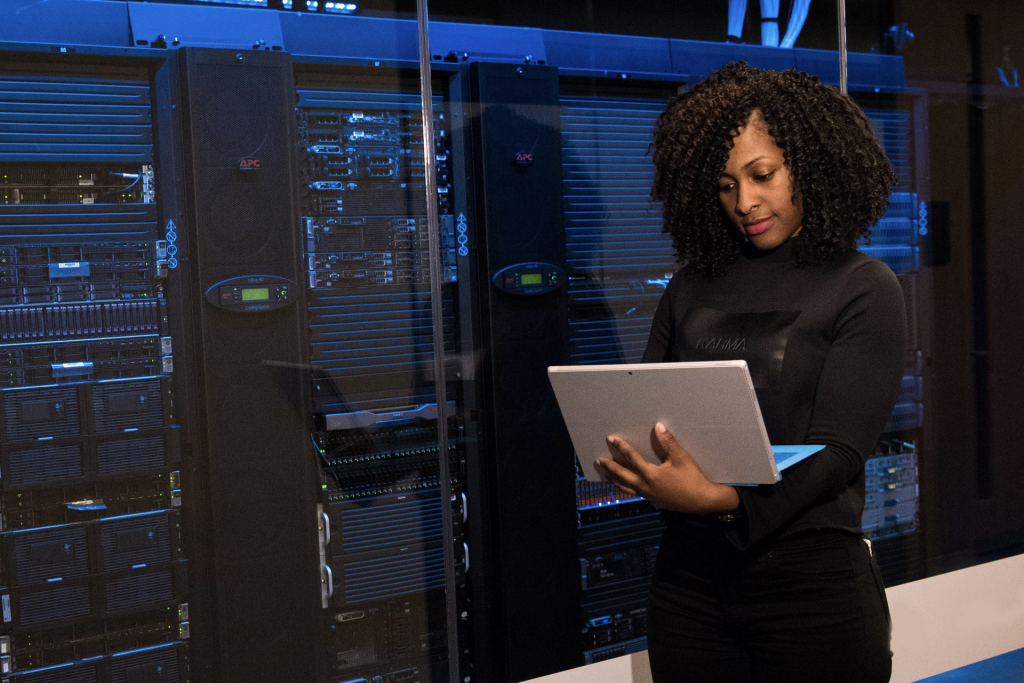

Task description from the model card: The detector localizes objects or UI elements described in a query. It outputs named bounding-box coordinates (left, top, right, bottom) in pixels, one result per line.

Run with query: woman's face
left=717, top=112, right=803, bottom=250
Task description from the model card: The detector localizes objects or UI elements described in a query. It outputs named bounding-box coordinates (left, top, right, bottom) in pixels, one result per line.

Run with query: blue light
left=111, top=642, right=179, bottom=658
left=324, top=1, right=358, bottom=12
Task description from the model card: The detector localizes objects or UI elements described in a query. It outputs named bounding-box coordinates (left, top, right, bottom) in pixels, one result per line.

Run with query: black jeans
left=648, top=529, right=892, bottom=683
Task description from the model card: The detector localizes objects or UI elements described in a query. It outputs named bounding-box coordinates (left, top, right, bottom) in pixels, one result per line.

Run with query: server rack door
left=0, top=58, right=190, bottom=682
left=176, top=47, right=321, bottom=683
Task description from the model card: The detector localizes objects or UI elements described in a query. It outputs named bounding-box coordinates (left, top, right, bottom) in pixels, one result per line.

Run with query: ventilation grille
left=109, top=644, right=181, bottom=683
left=0, top=71, right=153, bottom=162
left=13, top=526, right=89, bottom=585
left=105, top=570, right=173, bottom=613
left=864, top=108, right=912, bottom=189
left=3, top=386, right=79, bottom=441
left=859, top=245, right=919, bottom=274
left=0, top=204, right=158, bottom=245
left=100, top=512, right=172, bottom=571
left=92, top=379, right=163, bottom=433
left=97, top=436, right=166, bottom=475
left=296, top=88, right=441, bottom=112
left=579, top=575, right=653, bottom=613
left=309, top=289, right=454, bottom=389
left=18, top=583, right=91, bottom=626
left=341, top=544, right=445, bottom=605
left=338, top=494, right=443, bottom=554
left=561, top=94, right=674, bottom=366
left=10, top=661, right=99, bottom=683
left=8, top=444, right=82, bottom=486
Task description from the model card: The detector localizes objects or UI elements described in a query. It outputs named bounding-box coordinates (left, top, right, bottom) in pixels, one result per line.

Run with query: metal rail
left=415, top=1, right=461, bottom=681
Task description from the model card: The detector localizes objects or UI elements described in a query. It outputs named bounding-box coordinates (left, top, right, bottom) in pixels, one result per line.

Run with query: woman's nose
left=735, top=182, right=759, bottom=215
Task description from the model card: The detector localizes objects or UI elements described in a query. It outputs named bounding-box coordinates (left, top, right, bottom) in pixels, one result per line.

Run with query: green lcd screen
left=241, top=287, right=270, bottom=302
left=521, top=273, right=542, bottom=286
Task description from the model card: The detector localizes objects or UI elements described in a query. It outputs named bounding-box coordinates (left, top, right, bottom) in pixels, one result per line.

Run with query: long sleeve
left=727, top=260, right=907, bottom=548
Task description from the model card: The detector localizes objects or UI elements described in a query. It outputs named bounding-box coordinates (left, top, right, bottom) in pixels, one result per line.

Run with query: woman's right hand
left=596, top=422, right=740, bottom=515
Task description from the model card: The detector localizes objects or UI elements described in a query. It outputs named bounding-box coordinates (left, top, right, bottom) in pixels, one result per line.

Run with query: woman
left=595, top=62, right=906, bottom=682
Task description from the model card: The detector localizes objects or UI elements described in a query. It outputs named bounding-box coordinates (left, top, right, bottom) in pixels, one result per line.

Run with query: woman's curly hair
left=651, top=61, right=895, bottom=277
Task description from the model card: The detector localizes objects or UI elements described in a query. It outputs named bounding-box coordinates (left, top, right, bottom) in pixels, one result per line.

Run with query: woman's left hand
left=596, top=422, right=741, bottom=515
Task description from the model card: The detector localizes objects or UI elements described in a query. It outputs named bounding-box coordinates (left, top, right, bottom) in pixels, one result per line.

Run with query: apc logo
left=514, top=152, right=534, bottom=166
left=238, top=158, right=262, bottom=171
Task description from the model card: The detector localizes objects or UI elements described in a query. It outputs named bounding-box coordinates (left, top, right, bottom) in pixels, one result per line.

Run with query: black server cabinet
left=176, top=48, right=322, bottom=683
left=466, top=62, right=582, bottom=682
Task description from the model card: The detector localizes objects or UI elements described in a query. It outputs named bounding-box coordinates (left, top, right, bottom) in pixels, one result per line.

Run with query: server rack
left=854, top=96, right=929, bottom=585
left=293, top=66, right=467, bottom=683
left=559, top=87, right=674, bottom=664
left=0, top=59, right=190, bottom=682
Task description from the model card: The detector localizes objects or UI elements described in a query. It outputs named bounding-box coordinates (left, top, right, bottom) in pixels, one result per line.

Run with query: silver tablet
left=548, top=360, right=823, bottom=485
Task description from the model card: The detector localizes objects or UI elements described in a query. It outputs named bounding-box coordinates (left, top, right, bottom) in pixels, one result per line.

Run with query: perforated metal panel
left=99, top=512, right=173, bottom=571
left=8, top=444, right=82, bottom=486
left=18, top=583, right=91, bottom=626
left=92, top=378, right=164, bottom=433
left=2, top=386, right=80, bottom=441
left=341, top=544, right=446, bottom=605
left=109, top=643, right=182, bottom=683
left=106, top=571, right=173, bottom=613
left=12, top=526, right=89, bottom=584
left=96, top=436, right=166, bottom=475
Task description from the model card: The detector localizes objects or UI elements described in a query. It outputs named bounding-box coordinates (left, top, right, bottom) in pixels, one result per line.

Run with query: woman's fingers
left=608, top=435, right=648, bottom=471
left=652, top=422, right=697, bottom=467
left=595, top=457, right=641, bottom=495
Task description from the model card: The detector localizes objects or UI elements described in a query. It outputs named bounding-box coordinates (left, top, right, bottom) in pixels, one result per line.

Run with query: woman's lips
left=744, top=217, right=773, bottom=236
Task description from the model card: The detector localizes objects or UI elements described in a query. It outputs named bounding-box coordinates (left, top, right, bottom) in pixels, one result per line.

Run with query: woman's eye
left=754, top=171, right=775, bottom=182
left=718, top=184, right=734, bottom=193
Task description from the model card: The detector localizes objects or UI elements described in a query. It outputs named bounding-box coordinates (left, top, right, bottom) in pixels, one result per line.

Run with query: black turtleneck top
left=642, top=240, right=907, bottom=551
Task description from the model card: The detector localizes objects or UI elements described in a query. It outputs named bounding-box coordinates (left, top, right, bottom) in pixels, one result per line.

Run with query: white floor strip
left=523, top=553, right=1024, bottom=683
